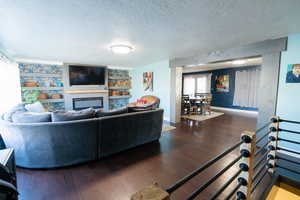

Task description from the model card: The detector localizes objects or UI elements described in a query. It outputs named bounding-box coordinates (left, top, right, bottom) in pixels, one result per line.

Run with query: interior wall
left=170, top=66, right=182, bottom=123
left=277, top=34, right=300, bottom=153
left=183, top=65, right=260, bottom=111
left=275, top=34, right=300, bottom=180
left=256, top=52, right=281, bottom=135
left=130, top=60, right=171, bottom=121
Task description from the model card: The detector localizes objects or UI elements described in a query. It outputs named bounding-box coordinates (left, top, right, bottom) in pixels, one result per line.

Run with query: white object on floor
left=162, top=125, right=176, bottom=133
left=181, top=111, right=224, bottom=122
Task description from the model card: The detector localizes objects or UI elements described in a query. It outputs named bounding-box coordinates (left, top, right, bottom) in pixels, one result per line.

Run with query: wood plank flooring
left=16, top=113, right=268, bottom=200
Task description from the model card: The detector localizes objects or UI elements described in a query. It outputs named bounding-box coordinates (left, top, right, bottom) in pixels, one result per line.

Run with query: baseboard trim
left=211, top=106, right=258, bottom=116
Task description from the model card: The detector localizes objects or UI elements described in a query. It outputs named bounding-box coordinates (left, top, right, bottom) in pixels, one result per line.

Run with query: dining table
left=188, top=96, right=209, bottom=115
left=189, top=96, right=208, bottom=103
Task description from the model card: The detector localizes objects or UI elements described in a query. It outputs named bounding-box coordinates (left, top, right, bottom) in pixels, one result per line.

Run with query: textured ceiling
left=0, top=0, right=300, bottom=67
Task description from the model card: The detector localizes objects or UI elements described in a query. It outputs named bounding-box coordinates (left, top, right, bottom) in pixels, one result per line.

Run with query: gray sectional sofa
left=0, top=109, right=164, bottom=169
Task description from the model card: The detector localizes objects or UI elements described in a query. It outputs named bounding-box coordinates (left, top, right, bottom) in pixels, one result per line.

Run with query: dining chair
left=192, top=93, right=205, bottom=115
left=202, top=94, right=212, bottom=115
left=181, top=95, right=191, bottom=115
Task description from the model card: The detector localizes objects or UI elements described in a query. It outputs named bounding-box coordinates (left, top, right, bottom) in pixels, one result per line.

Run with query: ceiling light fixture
left=185, top=63, right=205, bottom=67
left=232, top=60, right=246, bottom=65
left=110, top=44, right=134, bottom=54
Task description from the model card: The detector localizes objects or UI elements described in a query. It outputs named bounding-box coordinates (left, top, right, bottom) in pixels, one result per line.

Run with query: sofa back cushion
left=12, top=112, right=51, bottom=123
left=2, top=104, right=27, bottom=122
left=96, top=107, right=128, bottom=118
left=51, top=108, right=95, bottom=122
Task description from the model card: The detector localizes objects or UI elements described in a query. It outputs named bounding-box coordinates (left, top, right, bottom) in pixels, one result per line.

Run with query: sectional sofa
left=0, top=109, right=164, bottom=169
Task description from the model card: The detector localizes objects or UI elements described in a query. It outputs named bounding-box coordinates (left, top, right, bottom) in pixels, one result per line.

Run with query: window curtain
left=233, top=69, right=260, bottom=108
left=0, top=61, right=22, bottom=114
left=196, top=73, right=211, bottom=93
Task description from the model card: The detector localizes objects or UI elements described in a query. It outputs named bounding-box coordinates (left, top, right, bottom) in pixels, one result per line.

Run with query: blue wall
left=184, top=66, right=260, bottom=111
left=130, top=60, right=171, bottom=121
left=276, top=34, right=300, bottom=180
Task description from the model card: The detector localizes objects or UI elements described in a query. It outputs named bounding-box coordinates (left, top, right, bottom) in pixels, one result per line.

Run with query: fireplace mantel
left=64, top=90, right=109, bottom=94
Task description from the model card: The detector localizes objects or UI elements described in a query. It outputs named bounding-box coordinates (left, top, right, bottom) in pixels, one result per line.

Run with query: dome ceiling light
left=110, top=44, right=134, bottom=54
left=232, top=59, right=247, bottom=65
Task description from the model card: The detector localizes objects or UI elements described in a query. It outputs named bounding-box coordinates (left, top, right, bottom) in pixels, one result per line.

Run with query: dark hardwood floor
left=16, top=113, right=265, bottom=200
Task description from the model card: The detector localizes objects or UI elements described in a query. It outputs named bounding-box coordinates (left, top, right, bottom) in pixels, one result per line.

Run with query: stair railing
left=244, top=116, right=300, bottom=199
left=269, top=116, right=300, bottom=176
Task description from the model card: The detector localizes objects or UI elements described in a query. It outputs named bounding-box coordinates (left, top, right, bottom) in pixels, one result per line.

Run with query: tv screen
left=69, top=65, right=106, bottom=86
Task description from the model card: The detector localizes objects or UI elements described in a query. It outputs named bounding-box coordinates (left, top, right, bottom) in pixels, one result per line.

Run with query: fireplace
left=72, top=97, right=103, bottom=110
left=64, top=91, right=109, bottom=111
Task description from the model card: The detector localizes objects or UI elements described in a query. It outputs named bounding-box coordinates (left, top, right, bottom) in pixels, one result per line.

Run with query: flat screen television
left=69, top=65, right=106, bottom=86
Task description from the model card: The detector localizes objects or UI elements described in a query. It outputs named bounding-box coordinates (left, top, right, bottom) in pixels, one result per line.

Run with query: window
left=196, top=76, right=207, bottom=93
left=183, top=73, right=211, bottom=96
left=183, top=76, right=195, bottom=96
left=0, top=61, right=22, bottom=114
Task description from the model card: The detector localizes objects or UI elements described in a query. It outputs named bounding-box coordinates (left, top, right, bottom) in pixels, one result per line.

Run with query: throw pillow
left=2, top=104, right=27, bottom=122
left=51, top=108, right=96, bottom=122
left=96, top=107, right=128, bottom=117
left=12, top=112, right=51, bottom=123
left=25, top=101, right=45, bottom=113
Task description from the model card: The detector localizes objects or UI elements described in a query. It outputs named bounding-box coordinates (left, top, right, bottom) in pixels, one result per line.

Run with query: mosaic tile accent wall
left=108, top=69, right=131, bottom=110
left=19, top=63, right=63, bottom=74
left=19, top=63, right=65, bottom=111
left=108, top=69, right=130, bottom=79
left=109, top=99, right=129, bottom=110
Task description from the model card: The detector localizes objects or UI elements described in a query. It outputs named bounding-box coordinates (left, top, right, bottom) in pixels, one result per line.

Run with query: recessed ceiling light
left=185, top=63, right=205, bottom=67
left=110, top=44, right=134, bottom=54
left=232, top=60, right=246, bottom=65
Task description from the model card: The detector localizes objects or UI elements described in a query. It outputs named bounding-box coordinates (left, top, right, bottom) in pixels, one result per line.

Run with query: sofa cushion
left=12, top=112, right=51, bottom=123
left=51, top=108, right=96, bottom=122
left=2, top=104, right=27, bottom=122
left=96, top=107, right=128, bottom=117
left=25, top=101, right=45, bottom=113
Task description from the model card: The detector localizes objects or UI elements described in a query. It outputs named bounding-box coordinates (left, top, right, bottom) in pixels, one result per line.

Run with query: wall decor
left=215, top=74, right=229, bottom=92
left=143, top=72, right=153, bottom=91
left=286, top=64, right=300, bottom=83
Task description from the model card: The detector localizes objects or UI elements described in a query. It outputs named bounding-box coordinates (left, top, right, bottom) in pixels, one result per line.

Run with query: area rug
left=181, top=111, right=224, bottom=122
left=162, top=125, right=176, bottom=133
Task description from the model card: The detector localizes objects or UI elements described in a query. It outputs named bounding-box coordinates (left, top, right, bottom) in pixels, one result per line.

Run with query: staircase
left=131, top=116, right=300, bottom=200
left=267, top=184, right=300, bottom=200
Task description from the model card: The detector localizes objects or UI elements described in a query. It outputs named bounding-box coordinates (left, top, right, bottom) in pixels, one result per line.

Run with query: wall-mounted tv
left=69, top=65, right=106, bottom=86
